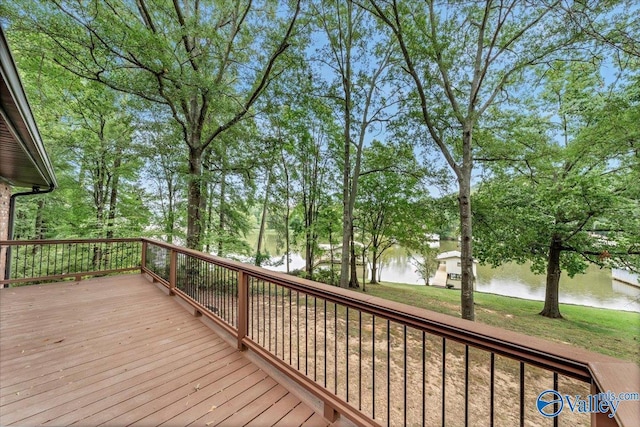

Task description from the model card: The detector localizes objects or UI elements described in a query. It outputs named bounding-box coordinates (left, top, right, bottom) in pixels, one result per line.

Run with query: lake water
left=249, top=233, right=640, bottom=312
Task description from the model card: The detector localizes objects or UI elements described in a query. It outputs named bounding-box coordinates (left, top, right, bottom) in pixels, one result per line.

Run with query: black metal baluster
left=289, top=289, right=292, bottom=364
left=387, top=319, right=390, bottom=426
left=490, top=353, right=495, bottom=427
left=250, top=276, right=254, bottom=338
left=404, top=325, right=407, bottom=427
left=553, top=372, right=559, bottom=427
left=442, top=337, right=446, bottom=427
left=216, top=264, right=220, bottom=316
left=39, top=243, right=44, bottom=277
left=53, top=243, right=58, bottom=275
left=73, top=242, right=78, bottom=273
left=66, top=243, right=71, bottom=274
left=305, top=294, right=308, bottom=376
left=465, top=345, right=469, bottom=427
left=46, top=244, right=52, bottom=277
left=520, top=362, right=525, bottom=427
left=314, top=297, right=317, bottom=381
left=209, top=264, right=213, bottom=315
left=224, top=266, right=228, bottom=321
left=346, top=307, right=350, bottom=402
left=372, top=315, right=376, bottom=420
left=334, top=302, right=338, bottom=394
left=262, top=280, right=266, bottom=346
left=324, top=299, right=327, bottom=388
left=275, top=283, right=278, bottom=356
left=30, top=245, right=35, bottom=278
left=197, top=259, right=202, bottom=305
left=268, top=281, right=272, bottom=351
left=422, top=331, right=426, bottom=427
left=297, top=291, right=300, bottom=370
left=359, top=310, right=362, bottom=411
left=282, top=286, right=286, bottom=360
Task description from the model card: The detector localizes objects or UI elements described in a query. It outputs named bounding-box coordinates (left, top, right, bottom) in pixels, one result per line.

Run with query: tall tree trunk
left=458, top=129, right=475, bottom=320
left=349, top=225, right=359, bottom=288
left=305, top=227, right=314, bottom=278
left=339, top=3, right=354, bottom=289
left=362, top=247, right=367, bottom=292
left=187, top=146, right=203, bottom=250
left=217, top=162, right=227, bottom=257
left=285, top=202, right=290, bottom=273
left=205, top=181, right=214, bottom=253
left=370, top=246, right=378, bottom=284
left=282, top=154, right=291, bottom=273
left=329, top=223, right=335, bottom=285
left=106, top=155, right=121, bottom=240
left=540, top=237, right=563, bottom=318
left=339, top=140, right=351, bottom=287
left=256, top=172, right=271, bottom=265
left=164, top=170, right=175, bottom=244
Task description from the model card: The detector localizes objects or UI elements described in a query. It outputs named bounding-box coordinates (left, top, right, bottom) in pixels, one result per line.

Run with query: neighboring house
left=0, top=26, right=57, bottom=283
left=433, top=250, right=478, bottom=289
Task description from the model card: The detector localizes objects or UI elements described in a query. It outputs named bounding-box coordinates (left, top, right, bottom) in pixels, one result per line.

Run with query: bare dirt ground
left=242, top=286, right=591, bottom=427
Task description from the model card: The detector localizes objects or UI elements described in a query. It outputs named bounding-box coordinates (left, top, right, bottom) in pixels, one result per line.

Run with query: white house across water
left=432, top=250, right=478, bottom=289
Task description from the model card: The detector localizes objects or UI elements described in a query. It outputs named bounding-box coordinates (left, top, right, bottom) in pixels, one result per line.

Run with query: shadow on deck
left=0, top=274, right=330, bottom=427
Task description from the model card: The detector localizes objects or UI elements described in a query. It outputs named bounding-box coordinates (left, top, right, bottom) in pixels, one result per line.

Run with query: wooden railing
left=1, top=238, right=638, bottom=427
left=0, top=238, right=141, bottom=284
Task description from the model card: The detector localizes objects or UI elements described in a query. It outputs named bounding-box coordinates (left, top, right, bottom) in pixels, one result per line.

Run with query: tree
left=357, top=140, right=427, bottom=284
left=313, top=0, right=397, bottom=288
left=6, top=30, right=149, bottom=239
left=474, top=61, right=640, bottom=318
left=4, top=0, right=301, bottom=249
left=360, top=0, right=598, bottom=320
left=139, top=117, right=186, bottom=244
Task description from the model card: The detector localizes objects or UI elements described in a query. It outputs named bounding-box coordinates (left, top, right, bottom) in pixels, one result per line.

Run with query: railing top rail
left=141, top=238, right=624, bottom=381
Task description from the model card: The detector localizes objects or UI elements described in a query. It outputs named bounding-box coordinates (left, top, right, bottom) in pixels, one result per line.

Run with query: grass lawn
left=357, top=282, right=640, bottom=363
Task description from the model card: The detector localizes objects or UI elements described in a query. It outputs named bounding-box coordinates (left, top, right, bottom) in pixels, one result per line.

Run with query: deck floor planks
left=101, top=359, right=259, bottom=426
left=0, top=275, right=329, bottom=427
left=244, top=392, right=303, bottom=427
left=272, top=402, right=317, bottom=427
left=1, top=321, right=209, bottom=389
left=43, top=347, right=241, bottom=426
left=8, top=339, right=233, bottom=426
left=0, top=326, right=211, bottom=400
left=216, top=381, right=289, bottom=426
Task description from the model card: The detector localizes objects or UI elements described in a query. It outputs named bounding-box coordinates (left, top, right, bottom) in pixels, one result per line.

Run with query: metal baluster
left=465, top=345, right=469, bottom=427
left=490, top=353, right=495, bottom=427
left=404, top=325, right=407, bottom=427
left=422, top=331, right=426, bottom=427
left=553, top=372, right=559, bottom=427
left=387, top=319, right=390, bottom=426
left=346, top=307, right=350, bottom=402
left=373, top=315, right=376, bottom=420
left=520, top=362, right=525, bottom=427
left=442, top=338, right=446, bottom=427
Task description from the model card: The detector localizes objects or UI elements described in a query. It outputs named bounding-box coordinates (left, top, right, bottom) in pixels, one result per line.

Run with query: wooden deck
left=0, top=275, right=330, bottom=427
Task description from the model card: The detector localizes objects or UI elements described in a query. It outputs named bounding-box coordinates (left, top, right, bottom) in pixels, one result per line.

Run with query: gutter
left=4, top=184, right=55, bottom=280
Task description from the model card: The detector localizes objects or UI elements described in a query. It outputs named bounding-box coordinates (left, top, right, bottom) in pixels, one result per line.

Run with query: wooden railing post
left=169, top=249, right=177, bottom=295
left=237, top=270, right=248, bottom=351
left=140, top=239, right=147, bottom=273
left=590, top=382, right=623, bottom=427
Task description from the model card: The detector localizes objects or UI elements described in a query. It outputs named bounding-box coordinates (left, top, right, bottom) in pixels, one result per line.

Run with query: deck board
left=0, top=275, right=329, bottom=427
